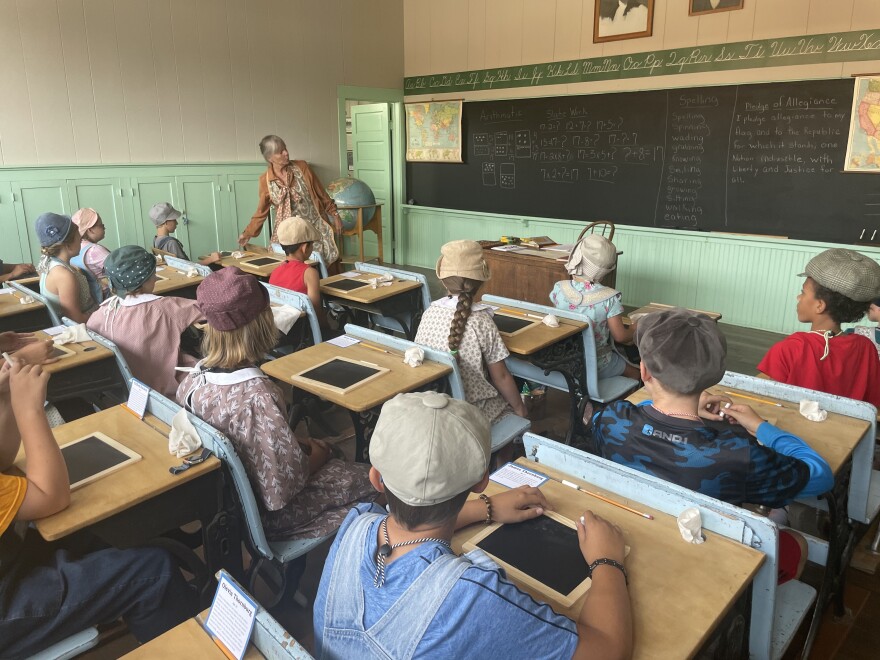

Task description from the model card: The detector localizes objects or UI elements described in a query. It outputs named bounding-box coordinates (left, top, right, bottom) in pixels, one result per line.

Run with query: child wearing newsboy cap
left=314, top=391, right=632, bottom=659
left=593, top=308, right=833, bottom=583
left=758, top=248, right=880, bottom=407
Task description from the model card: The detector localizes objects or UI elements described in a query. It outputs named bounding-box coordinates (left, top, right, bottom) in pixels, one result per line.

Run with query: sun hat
left=35, top=212, right=73, bottom=247
left=799, top=248, right=880, bottom=302
left=197, top=267, right=269, bottom=331
left=149, top=202, right=182, bottom=227
left=636, top=307, right=727, bottom=395
left=370, top=392, right=491, bottom=506
left=104, top=246, right=157, bottom=297
left=565, top=234, right=618, bottom=281
left=435, top=240, right=490, bottom=281
left=277, top=216, right=320, bottom=246
left=71, top=208, right=100, bottom=234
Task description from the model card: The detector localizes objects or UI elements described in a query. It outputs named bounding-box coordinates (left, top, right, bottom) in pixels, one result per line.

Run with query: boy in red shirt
left=759, top=248, right=880, bottom=407
left=268, top=215, right=322, bottom=313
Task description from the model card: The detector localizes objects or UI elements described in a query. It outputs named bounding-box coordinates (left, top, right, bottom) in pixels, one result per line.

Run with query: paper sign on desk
left=204, top=573, right=258, bottom=660
left=490, top=462, right=548, bottom=489
left=123, top=379, right=150, bottom=419
left=326, top=335, right=361, bottom=348
left=42, top=325, right=66, bottom=336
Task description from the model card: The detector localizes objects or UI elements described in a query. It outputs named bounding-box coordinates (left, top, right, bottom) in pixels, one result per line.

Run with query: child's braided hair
left=443, top=276, right=483, bottom=358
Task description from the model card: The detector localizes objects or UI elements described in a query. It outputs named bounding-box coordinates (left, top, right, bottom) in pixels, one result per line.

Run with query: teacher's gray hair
left=259, top=135, right=286, bottom=161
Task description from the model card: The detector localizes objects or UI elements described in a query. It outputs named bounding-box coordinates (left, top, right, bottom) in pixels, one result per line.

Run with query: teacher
left=238, top=135, right=343, bottom=266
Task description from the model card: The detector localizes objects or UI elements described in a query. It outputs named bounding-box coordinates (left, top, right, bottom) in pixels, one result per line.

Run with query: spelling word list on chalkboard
left=406, top=79, right=876, bottom=244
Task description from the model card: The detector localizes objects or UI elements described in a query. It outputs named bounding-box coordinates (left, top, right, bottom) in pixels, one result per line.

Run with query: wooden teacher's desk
left=320, top=272, right=424, bottom=340
left=153, top=265, right=204, bottom=299
left=481, top=244, right=617, bottom=307
left=628, top=384, right=868, bottom=656
left=15, top=406, right=239, bottom=592
left=451, top=459, right=763, bottom=659
left=0, top=288, right=51, bottom=333
left=261, top=340, right=451, bottom=461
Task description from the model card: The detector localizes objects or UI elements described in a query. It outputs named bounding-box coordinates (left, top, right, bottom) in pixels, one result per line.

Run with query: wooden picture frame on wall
left=689, top=0, right=744, bottom=16
left=593, top=0, right=654, bottom=44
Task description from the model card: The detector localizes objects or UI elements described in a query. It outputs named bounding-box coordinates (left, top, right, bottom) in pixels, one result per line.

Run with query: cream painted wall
left=404, top=0, right=880, bottom=100
left=0, top=0, right=404, bottom=177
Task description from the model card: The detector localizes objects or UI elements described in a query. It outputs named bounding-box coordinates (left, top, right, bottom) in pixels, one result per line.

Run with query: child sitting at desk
left=0, top=258, right=35, bottom=284
left=0, top=359, right=195, bottom=656
left=593, top=308, right=833, bottom=583
left=550, top=234, right=638, bottom=380
left=268, top=215, right=322, bottom=312
left=848, top=296, right=880, bottom=358
left=758, top=248, right=880, bottom=407
left=177, top=267, right=373, bottom=541
left=415, top=240, right=527, bottom=422
left=314, top=391, right=632, bottom=659
left=35, top=212, right=98, bottom=323
left=0, top=332, right=56, bottom=366
left=71, top=207, right=111, bottom=300
left=87, top=246, right=203, bottom=398
left=151, top=202, right=221, bottom=266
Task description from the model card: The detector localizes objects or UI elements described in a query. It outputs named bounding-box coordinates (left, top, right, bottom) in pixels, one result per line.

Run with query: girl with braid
left=415, top=240, right=527, bottom=423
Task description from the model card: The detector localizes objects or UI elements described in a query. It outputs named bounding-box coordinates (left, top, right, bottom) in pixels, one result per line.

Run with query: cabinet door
left=130, top=177, right=185, bottom=250
left=178, top=176, right=223, bottom=259
left=11, top=180, right=72, bottom=264
left=67, top=178, right=129, bottom=251
left=225, top=174, right=264, bottom=247
left=0, top=182, right=28, bottom=264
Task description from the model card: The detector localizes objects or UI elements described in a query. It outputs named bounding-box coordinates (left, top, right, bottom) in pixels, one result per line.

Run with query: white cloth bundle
left=677, top=507, right=705, bottom=544
left=232, top=251, right=246, bottom=259
left=272, top=305, right=304, bottom=334
left=542, top=314, right=560, bottom=327
left=19, top=295, right=35, bottom=305
left=368, top=273, right=394, bottom=289
left=404, top=347, right=424, bottom=368
left=185, top=267, right=199, bottom=278
left=52, top=324, right=90, bottom=345
left=799, top=400, right=828, bottom=422
left=168, top=408, right=203, bottom=458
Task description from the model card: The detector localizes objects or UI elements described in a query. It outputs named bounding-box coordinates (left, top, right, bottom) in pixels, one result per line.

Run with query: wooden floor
left=82, top=263, right=880, bottom=659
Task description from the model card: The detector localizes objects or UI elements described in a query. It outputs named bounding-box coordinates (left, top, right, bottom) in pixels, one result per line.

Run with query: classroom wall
left=403, top=0, right=880, bottom=99
left=0, top=0, right=404, bottom=177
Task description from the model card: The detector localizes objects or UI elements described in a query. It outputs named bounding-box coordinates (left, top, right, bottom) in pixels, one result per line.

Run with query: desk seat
left=772, top=580, right=817, bottom=660
left=26, top=628, right=99, bottom=660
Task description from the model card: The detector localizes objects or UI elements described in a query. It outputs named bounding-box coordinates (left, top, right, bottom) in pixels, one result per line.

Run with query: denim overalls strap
left=320, top=512, right=471, bottom=660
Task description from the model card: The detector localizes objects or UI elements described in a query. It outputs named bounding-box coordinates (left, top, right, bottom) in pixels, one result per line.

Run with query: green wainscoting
left=0, top=163, right=267, bottom=266
left=400, top=205, right=880, bottom=335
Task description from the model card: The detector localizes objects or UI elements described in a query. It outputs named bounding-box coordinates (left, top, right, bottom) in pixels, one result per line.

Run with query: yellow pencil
left=723, top=391, right=783, bottom=407
left=552, top=476, right=654, bottom=520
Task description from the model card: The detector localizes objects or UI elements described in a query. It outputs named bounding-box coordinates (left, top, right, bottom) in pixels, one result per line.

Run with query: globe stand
left=336, top=204, right=383, bottom=264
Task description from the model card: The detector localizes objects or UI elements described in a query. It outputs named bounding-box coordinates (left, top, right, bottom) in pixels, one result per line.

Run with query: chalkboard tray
left=463, top=511, right=593, bottom=609
left=291, top=356, right=389, bottom=394
left=61, top=432, right=142, bottom=491
left=407, top=78, right=873, bottom=244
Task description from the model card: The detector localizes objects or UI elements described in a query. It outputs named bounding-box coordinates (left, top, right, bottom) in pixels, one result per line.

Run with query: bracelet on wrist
left=588, top=557, right=628, bottom=585
left=479, top=493, right=492, bottom=524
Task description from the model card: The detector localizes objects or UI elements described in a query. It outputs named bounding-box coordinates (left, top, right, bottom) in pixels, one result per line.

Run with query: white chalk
left=2, top=352, right=12, bottom=365
left=580, top=515, right=585, bottom=525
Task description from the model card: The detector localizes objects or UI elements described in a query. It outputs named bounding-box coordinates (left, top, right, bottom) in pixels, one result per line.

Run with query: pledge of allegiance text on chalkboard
left=406, top=79, right=874, bottom=244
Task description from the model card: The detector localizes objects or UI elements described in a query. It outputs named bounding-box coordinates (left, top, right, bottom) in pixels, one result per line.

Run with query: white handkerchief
left=168, top=408, right=202, bottom=458
left=232, top=251, right=246, bottom=259
left=677, top=507, right=705, bottom=544
left=272, top=305, right=303, bottom=334
left=155, top=255, right=164, bottom=264
left=19, top=295, right=35, bottom=305
left=184, top=267, right=198, bottom=278
left=53, top=324, right=90, bottom=345
left=542, top=314, right=560, bottom=327
left=799, top=400, right=827, bottom=422
left=368, top=273, right=394, bottom=289
left=404, top=347, right=424, bottom=368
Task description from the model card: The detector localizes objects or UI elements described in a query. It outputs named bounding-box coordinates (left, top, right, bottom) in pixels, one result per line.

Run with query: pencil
left=723, top=391, right=783, bottom=407
left=555, top=477, right=654, bottom=520
left=360, top=342, right=397, bottom=356
left=498, top=307, right=544, bottom=320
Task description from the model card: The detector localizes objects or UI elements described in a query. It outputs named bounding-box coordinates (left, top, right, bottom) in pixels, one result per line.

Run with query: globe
left=326, top=177, right=376, bottom=230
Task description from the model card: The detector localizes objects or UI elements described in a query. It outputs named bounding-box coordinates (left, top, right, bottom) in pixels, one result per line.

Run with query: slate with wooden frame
left=45, top=343, right=76, bottom=361
left=593, top=0, right=654, bottom=44
left=492, top=313, right=539, bottom=337
left=61, top=432, right=142, bottom=491
left=291, top=356, right=390, bottom=395
left=240, top=256, right=283, bottom=269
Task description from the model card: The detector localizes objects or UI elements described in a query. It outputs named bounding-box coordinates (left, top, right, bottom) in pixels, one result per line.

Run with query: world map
left=405, top=101, right=463, bottom=162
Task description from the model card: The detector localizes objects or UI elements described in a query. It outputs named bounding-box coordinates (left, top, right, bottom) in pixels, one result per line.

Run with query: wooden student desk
left=32, top=330, right=128, bottom=405
left=623, top=302, right=723, bottom=326
left=481, top=244, right=617, bottom=306
left=213, top=251, right=285, bottom=279
left=320, top=272, right=424, bottom=340
left=9, top=273, right=40, bottom=293
left=451, top=459, right=763, bottom=659
left=15, top=406, right=240, bottom=593
left=261, top=340, right=452, bottom=461
left=0, top=288, right=52, bottom=333
left=627, top=385, right=868, bottom=657
left=153, top=265, right=204, bottom=299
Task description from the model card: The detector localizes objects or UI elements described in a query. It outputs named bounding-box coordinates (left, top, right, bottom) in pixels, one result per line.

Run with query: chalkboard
left=475, top=514, right=588, bottom=595
left=242, top=256, right=282, bottom=268
left=493, top=314, right=536, bottom=335
left=61, top=433, right=141, bottom=490
left=293, top=357, right=388, bottom=393
left=406, top=79, right=876, bottom=244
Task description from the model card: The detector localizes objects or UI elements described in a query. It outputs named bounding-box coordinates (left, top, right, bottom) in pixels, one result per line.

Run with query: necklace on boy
left=650, top=404, right=702, bottom=421
left=373, top=516, right=451, bottom=588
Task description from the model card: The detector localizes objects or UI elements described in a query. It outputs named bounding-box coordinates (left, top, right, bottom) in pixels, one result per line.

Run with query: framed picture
left=689, top=0, right=744, bottom=16
left=594, top=0, right=654, bottom=43
left=405, top=101, right=464, bottom=163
